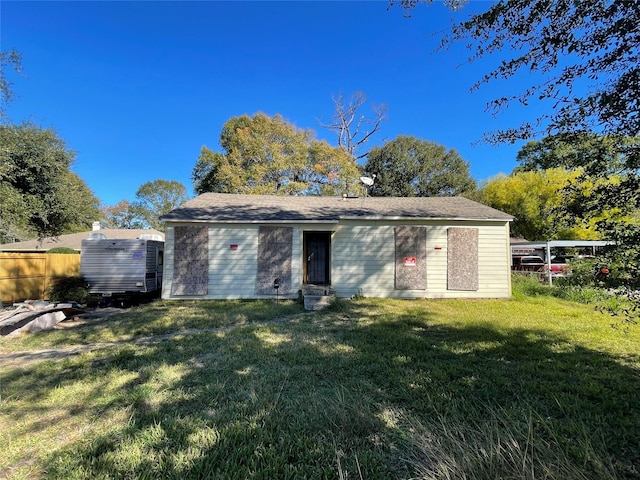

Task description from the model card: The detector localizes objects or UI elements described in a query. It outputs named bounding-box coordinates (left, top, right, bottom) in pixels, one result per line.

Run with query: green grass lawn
left=1, top=284, right=639, bottom=479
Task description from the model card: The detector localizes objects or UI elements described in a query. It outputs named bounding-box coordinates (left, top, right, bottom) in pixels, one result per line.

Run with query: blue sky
left=2, top=1, right=544, bottom=206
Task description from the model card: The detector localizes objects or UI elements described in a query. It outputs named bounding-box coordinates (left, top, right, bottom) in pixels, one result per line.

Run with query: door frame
left=303, top=231, right=331, bottom=285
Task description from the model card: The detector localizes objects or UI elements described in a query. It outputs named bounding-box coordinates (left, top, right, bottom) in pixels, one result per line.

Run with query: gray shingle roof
left=161, top=193, right=513, bottom=223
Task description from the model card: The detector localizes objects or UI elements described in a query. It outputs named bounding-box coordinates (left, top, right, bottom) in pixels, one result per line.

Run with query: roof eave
left=162, top=218, right=340, bottom=224
left=161, top=216, right=512, bottom=223
left=339, top=215, right=513, bottom=222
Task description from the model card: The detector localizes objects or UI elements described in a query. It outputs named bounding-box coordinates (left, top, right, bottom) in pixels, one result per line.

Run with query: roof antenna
left=360, top=174, right=376, bottom=197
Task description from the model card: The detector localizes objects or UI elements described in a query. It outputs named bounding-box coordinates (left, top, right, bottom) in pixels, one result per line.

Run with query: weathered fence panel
left=0, top=253, right=80, bottom=304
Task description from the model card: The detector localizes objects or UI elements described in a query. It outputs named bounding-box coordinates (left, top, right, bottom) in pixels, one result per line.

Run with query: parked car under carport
left=512, top=255, right=545, bottom=272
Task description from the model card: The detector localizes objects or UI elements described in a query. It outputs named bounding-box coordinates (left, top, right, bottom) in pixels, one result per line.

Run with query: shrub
left=514, top=271, right=613, bottom=304
left=554, top=285, right=612, bottom=304
left=48, top=276, right=89, bottom=304
left=557, top=257, right=610, bottom=289
left=511, top=273, right=552, bottom=299
left=47, top=247, right=79, bottom=254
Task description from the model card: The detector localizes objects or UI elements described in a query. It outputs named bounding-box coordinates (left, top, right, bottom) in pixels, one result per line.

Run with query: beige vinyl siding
left=163, top=224, right=302, bottom=300
left=332, top=224, right=396, bottom=298
left=478, top=221, right=512, bottom=297
left=207, top=226, right=258, bottom=299
left=331, top=220, right=511, bottom=299
left=161, top=225, right=177, bottom=299
left=425, top=222, right=511, bottom=298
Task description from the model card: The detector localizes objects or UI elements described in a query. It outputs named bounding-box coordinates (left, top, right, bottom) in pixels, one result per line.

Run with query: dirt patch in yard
left=0, top=307, right=128, bottom=368
left=0, top=310, right=315, bottom=368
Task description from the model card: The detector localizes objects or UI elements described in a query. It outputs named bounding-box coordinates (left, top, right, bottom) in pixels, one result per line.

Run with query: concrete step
left=303, top=294, right=334, bottom=311
left=302, top=285, right=335, bottom=296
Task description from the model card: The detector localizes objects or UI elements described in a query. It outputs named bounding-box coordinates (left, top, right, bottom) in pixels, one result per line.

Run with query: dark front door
left=304, top=232, right=331, bottom=285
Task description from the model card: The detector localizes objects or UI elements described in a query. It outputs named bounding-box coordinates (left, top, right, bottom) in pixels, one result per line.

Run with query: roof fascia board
left=162, top=219, right=340, bottom=224
left=511, top=240, right=613, bottom=248
left=163, top=217, right=511, bottom=224
left=339, top=216, right=512, bottom=222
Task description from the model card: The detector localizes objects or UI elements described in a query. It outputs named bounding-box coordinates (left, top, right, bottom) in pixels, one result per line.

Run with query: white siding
left=332, top=224, right=396, bottom=298
left=161, top=225, right=177, bottom=299
left=163, top=224, right=302, bottom=300
left=331, top=220, right=511, bottom=299
left=207, top=226, right=258, bottom=299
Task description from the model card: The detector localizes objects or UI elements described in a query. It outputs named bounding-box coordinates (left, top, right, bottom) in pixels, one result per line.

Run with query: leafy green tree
left=515, top=132, right=640, bottom=244
left=395, top=0, right=640, bottom=143
left=0, top=50, right=22, bottom=119
left=364, top=135, right=476, bottom=197
left=193, top=112, right=361, bottom=196
left=593, top=219, right=640, bottom=289
left=515, top=133, right=639, bottom=176
left=479, top=168, right=603, bottom=240
left=0, top=180, right=30, bottom=242
left=194, top=113, right=311, bottom=195
left=99, top=200, right=144, bottom=230
left=307, top=141, right=363, bottom=196
left=0, top=122, right=100, bottom=241
left=514, top=133, right=640, bottom=284
left=133, top=179, right=189, bottom=231
left=560, top=172, right=640, bottom=289
left=57, top=171, right=102, bottom=233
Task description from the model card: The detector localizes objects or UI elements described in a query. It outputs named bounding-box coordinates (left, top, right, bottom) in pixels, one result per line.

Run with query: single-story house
left=160, top=193, right=514, bottom=300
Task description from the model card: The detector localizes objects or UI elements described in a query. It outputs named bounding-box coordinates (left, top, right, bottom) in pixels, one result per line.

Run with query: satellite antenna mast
left=360, top=174, right=376, bottom=197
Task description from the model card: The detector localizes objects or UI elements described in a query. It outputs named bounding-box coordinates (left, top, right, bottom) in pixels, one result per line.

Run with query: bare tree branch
left=319, top=91, right=388, bottom=159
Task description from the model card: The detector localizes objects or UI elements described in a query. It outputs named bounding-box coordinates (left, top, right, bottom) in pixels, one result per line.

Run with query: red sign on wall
left=404, top=257, right=417, bottom=267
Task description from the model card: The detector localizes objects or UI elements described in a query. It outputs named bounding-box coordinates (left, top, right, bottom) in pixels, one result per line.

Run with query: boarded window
left=171, top=226, right=209, bottom=296
left=256, top=226, right=293, bottom=294
left=395, top=226, right=427, bottom=290
left=447, top=228, right=479, bottom=291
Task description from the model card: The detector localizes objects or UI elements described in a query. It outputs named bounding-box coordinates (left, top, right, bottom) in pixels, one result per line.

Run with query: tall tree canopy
left=308, top=140, right=362, bottom=196
left=395, top=0, right=640, bottom=144
left=133, top=179, right=189, bottom=231
left=99, top=200, right=144, bottom=230
left=513, top=132, right=639, bottom=241
left=194, top=113, right=313, bottom=195
left=364, top=135, right=476, bottom=197
left=193, top=112, right=362, bottom=196
left=515, top=133, right=640, bottom=176
left=479, top=168, right=613, bottom=241
left=0, top=122, right=100, bottom=241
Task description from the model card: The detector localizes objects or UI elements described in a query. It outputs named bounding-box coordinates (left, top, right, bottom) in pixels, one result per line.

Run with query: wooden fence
left=0, top=253, right=80, bottom=305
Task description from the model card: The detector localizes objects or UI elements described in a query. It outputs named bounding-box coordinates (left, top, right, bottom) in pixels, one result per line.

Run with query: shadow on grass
left=2, top=299, right=639, bottom=479
left=6, top=300, right=307, bottom=349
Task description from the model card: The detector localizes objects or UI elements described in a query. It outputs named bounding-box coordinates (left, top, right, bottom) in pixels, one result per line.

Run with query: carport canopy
left=511, top=240, right=614, bottom=285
